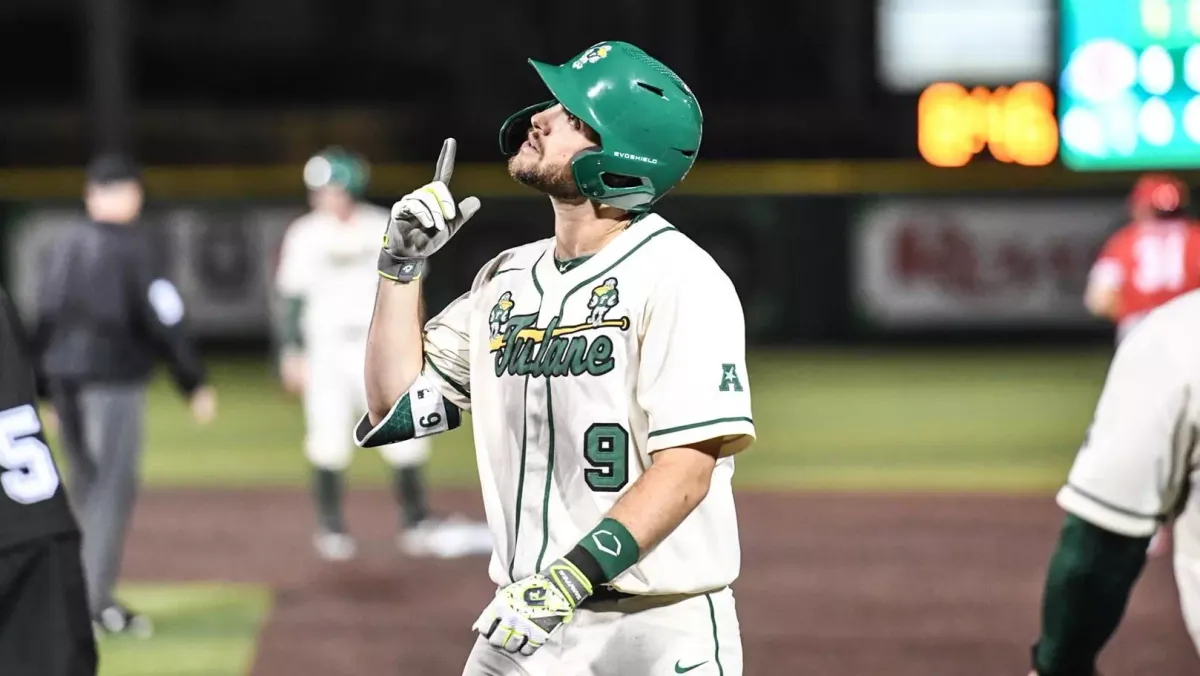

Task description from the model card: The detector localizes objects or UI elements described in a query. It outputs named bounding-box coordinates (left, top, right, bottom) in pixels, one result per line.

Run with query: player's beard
left=508, top=155, right=581, bottom=200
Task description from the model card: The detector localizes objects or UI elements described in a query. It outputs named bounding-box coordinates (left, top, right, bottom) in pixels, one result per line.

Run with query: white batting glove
left=378, top=138, right=480, bottom=282
left=472, top=558, right=593, bottom=656
left=391, top=180, right=475, bottom=235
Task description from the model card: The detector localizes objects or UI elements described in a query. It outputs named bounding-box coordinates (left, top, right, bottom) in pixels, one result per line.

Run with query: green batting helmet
left=498, top=41, right=703, bottom=213
left=303, top=147, right=369, bottom=196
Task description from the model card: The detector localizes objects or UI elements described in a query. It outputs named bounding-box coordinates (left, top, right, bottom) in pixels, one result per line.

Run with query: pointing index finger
left=434, top=138, right=457, bottom=185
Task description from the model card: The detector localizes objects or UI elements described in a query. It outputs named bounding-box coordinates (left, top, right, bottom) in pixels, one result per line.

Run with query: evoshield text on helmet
left=304, top=147, right=370, bottom=197
left=499, top=41, right=703, bottom=213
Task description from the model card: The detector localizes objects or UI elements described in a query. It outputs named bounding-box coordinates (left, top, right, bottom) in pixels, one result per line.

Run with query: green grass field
left=97, top=584, right=270, bottom=676
left=63, top=347, right=1113, bottom=494
left=59, top=347, right=1114, bottom=675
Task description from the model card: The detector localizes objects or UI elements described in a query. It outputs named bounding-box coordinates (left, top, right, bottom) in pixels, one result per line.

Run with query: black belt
left=579, top=585, right=728, bottom=609
left=581, top=585, right=637, bottom=606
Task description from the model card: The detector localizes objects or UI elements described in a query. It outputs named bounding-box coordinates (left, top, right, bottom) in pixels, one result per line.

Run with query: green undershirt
left=554, top=255, right=593, bottom=274
left=1032, top=513, right=1151, bottom=676
left=552, top=213, right=651, bottom=274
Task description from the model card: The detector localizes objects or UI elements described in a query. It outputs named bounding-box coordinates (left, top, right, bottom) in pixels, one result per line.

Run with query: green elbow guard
left=354, top=375, right=462, bottom=447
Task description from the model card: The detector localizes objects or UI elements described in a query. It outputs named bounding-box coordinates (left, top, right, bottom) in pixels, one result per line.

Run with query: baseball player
left=0, top=284, right=96, bottom=674
left=1084, top=173, right=1200, bottom=557
left=1085, top=172, right=1200, bottom=343
left=1028, top=286, right=1200, bottom=675
left=275, top=147, right=491, bottom=561
left=357, top=41, right=754, bottom=675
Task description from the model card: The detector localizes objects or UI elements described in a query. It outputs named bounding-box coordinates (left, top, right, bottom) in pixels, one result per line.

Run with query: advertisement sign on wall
left=853, top=198, right=1124, bottom=327
left=8, top=195, right=1119, bottom=341
left=5, top=206, right=304, bottom=338
left=5, top=196, right=789, bottom=341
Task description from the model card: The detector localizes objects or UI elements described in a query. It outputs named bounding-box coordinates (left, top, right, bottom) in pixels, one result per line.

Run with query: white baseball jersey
left=275, top=203, right=390, bottom=344
left=1056, top=288, right=1200, bottom=553
left=356, top=214, right=756, bottom=594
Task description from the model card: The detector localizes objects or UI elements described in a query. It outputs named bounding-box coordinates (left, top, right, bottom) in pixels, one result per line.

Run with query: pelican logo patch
left=572, top=44, right=612, bottom=70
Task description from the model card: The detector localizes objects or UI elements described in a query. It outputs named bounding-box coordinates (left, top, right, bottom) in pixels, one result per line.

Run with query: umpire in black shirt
left=32, top=154, right=218, bottom=637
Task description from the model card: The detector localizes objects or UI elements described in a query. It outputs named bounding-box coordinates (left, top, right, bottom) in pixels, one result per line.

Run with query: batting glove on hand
left=472, top=558, right=594, bottom=656
left=378, top=138, right=481, bottom=283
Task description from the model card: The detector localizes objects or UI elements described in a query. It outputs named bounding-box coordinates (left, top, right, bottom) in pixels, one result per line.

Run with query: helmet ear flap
left=568, top=148, right=656, bottom=211
left=499, top=100, right=556, bottom=155
left=568, top=147, right=607, bottom=199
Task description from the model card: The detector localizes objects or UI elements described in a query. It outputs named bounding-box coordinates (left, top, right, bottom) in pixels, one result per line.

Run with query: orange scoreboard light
left=917, top=81, right=1059, bottom=167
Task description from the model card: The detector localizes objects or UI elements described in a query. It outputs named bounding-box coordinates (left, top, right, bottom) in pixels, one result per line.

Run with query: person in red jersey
left=1085, top=172, right=1200, bottom=344
left=1084, top=172, right=1200, bottom=559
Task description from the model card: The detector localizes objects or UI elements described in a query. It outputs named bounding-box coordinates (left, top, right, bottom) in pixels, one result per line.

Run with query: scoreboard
left=918, top=82, right=1059, bottom=167
left=1059, top=0, right=1200, bottom=170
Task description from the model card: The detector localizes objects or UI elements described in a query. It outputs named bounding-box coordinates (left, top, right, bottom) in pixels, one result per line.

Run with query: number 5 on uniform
left=0, top=405, right=61, bottom=505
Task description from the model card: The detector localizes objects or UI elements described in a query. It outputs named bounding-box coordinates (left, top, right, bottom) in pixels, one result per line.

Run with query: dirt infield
left=120, top=488, right=1200, bottom=675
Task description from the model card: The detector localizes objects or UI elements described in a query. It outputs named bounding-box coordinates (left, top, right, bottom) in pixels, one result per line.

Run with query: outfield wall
left=0, top=160, right=1163, bottom=346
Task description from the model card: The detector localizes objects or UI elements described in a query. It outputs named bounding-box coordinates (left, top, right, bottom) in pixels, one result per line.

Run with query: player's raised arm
left=364, top=138, right=480, bottom=423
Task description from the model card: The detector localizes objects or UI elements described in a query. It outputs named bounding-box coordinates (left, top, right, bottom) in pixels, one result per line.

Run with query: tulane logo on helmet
left=499, top=41, right=702, bottom=214
left=571, top=44, right=612, bottom=70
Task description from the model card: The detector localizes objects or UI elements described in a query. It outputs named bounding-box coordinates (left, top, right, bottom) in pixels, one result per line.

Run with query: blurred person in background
left=1085, top=172, right=1200, bottom=341
left=274, top=147, right=491, bottom=561
left=1027, top=283, right=1200, bottom=675
left=31, top=154, right=217, bottom=638
left=1083, top=172, right=1200, bottom=558
left=0, top=284, right=96, bottom=674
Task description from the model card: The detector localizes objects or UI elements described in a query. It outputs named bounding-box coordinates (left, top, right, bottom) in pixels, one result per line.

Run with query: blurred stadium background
left=6, top=0, right=1200, bottom=674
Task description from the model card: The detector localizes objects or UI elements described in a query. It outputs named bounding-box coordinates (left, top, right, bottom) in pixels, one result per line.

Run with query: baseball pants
left=461, top=587, right=742, bottom=676
left=0, top=533, right=97, bottom=675
left=304, top=336, right=430, bottom=470
left=50, top=381, right=145, bottom=614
